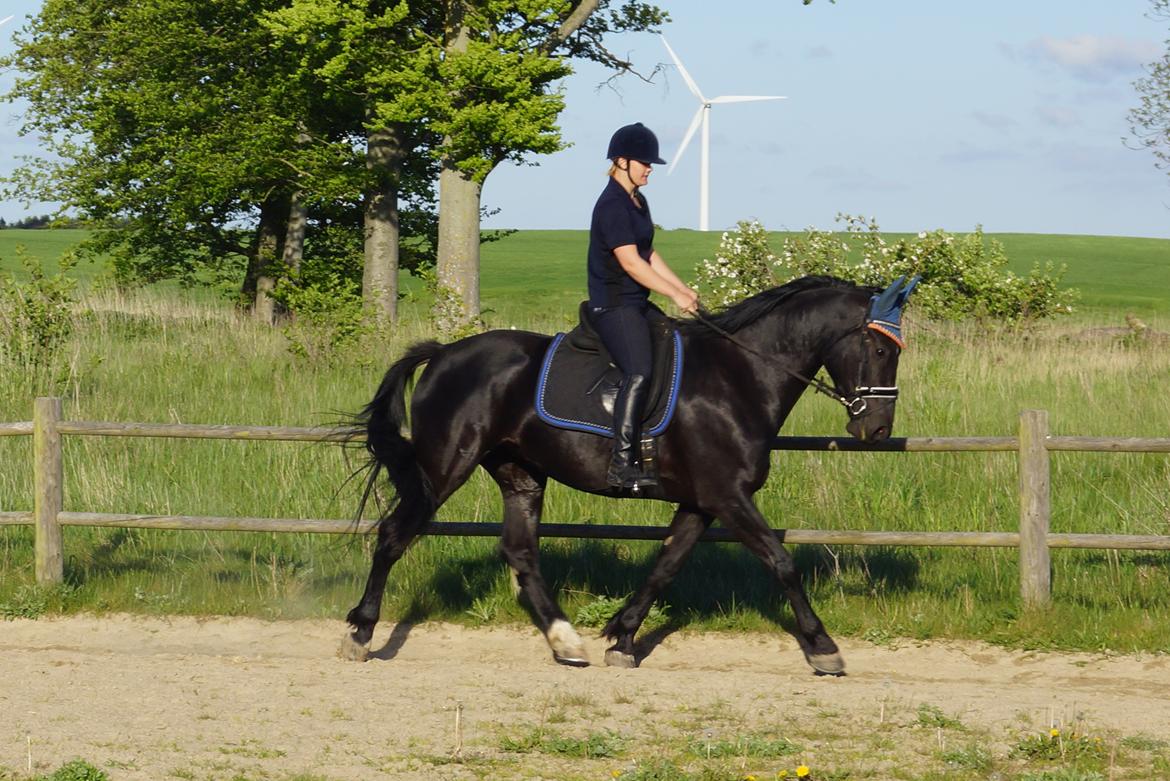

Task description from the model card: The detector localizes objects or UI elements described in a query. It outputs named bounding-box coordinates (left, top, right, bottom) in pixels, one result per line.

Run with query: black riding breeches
left=590, top=304, right=658, bottom=378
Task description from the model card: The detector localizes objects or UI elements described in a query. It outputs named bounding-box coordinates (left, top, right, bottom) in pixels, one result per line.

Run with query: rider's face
left=617, top=157, right=655, bottom=188
left=627, top=159, right=652, bottom=187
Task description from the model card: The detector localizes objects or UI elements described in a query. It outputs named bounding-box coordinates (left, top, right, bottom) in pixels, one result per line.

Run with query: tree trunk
left=435, top=1, right=480, bottom=325
left=363, top=126, right=404, bottom=325
left=436, top=160, right=482, bottom=321
left=243, top=193, right=289, bottom=324
left=283, top=191, right=307, bottom=275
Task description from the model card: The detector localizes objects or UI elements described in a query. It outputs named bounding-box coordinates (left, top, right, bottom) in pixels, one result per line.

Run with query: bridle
left=689, top=309, right=899, bottom=418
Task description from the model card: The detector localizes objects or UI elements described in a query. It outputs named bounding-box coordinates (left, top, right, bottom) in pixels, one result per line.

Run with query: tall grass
left=1, top=230, right=1168, bottom=653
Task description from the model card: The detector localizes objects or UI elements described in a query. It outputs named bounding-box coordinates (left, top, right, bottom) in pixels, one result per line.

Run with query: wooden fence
left=2, top=397, right=1169, bottom=608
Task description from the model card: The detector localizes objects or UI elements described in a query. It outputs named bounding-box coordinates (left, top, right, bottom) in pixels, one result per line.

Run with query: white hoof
left=547, top=619, right=589, bottom=667
left=338, top=633, right=370, bottom=662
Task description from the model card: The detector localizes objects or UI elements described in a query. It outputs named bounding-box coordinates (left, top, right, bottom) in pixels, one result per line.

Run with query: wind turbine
left=660, top=36, right=785, bottom=231
left=0, top=15, right=14, bottom=27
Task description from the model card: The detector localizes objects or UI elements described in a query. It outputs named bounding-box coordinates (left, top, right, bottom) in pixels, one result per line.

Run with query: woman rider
left=587, top=122, right=699, bottom=490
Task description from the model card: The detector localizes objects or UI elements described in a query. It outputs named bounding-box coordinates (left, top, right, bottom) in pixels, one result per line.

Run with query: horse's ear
left=866, top=275, right=921, bottom=348
left=893, top=275, right=921, bottom=308
left=869, top=275, right=905, bottom=317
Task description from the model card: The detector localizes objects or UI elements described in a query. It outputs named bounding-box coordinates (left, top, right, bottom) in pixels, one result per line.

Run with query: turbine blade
left=660, top=35, right=706, bottom=102
left=708, top=95, right=787, bottom=105
left=668, top=106, right=705, bottom=175
left=0, top=15, right=14, bottom=27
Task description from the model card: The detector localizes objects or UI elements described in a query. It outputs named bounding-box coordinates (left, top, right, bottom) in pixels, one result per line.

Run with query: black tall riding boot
left=606, top=374, right=657, bottom=490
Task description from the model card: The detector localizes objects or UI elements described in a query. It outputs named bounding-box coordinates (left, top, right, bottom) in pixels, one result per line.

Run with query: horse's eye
left=875, top=346, right=886, bottom=357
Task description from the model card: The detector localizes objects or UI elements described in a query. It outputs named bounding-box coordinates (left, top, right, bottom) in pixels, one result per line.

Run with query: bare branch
left=539, top=0, right=601, bottom=54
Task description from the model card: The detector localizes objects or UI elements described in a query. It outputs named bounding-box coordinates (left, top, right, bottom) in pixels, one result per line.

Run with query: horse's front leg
left=602, top=507, right=713, bottom=668
left=718, top=497, right=844, bottom=675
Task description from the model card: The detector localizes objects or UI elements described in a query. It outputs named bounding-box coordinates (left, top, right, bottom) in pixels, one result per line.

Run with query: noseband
left=691, top=310, right=898, bottom=418
left=838, top=327, right=899, bottom=417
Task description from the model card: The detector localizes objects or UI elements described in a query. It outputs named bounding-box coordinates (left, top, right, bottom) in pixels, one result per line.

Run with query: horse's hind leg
left=718, top=497, right=844, bottom=676
left=488, top=458, right=589, bottom=667
left=339, top=490, right=434, bottom=661
left=602, top=508, right=712, bottom=668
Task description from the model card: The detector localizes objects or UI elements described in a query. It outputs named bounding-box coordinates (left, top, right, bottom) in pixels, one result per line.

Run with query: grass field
left=1, top=227, right=1169, bottom=656
left=5, top=227, right=1170, bottom=315
left=479, top=229, right=1170, bottom=318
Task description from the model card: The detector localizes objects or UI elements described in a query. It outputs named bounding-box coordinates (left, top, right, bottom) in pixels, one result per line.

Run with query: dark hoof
left=807, top=651, right=846, bottom=676
left=604, top=648, right=638, bottom=668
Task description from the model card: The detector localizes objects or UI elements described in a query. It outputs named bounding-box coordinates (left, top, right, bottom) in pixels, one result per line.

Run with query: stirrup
left=607, top=462, right=658, bottom=490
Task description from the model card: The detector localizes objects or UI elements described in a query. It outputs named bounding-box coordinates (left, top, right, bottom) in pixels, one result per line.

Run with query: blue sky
left=2, top=1, right=1168, bottom=238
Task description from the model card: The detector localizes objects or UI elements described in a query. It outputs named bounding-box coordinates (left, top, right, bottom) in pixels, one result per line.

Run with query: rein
left=688, top=309, right=896, bottom=417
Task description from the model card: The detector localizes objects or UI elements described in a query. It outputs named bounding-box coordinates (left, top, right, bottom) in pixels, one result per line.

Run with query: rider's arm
left=613, top=245, right=698, bottom=312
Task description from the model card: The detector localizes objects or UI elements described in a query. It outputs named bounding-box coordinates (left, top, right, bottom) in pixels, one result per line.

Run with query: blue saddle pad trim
left=535, top=330, right=684, bottom=438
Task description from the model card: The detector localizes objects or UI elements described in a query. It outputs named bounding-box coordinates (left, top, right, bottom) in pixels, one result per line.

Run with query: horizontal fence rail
left=2, top=398, right=1168, bottom=607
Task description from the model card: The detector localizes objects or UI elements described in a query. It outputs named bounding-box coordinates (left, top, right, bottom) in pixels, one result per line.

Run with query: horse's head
left=821, top=276, right=920, bottom=443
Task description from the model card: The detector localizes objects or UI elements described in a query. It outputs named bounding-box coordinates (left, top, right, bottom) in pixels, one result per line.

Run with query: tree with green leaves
left=9, top=2, right=843, bottom=330
left=431, top=0, right=668, bottom=325
left=2, top=0, right=325, bottom=319
left=263, top=0, right=443, bottom=324
left=1131, top=0, right=1170, bottom=192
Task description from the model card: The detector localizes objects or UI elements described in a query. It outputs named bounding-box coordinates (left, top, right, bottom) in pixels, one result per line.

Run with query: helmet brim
left=616, top=155, right=667, bottom=166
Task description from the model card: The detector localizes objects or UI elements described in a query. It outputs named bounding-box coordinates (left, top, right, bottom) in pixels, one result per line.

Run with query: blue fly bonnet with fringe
left=865, top=275, right=921, bottom=348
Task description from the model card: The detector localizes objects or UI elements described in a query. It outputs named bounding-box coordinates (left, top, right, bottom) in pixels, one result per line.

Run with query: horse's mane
left=678, top=275, right=863, bottom=336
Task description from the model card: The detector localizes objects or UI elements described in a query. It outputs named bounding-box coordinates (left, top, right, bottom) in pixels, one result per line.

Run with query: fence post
left=1018, top=408, right=1051, bottom=608
left=34, top=396, right=64, bottom=585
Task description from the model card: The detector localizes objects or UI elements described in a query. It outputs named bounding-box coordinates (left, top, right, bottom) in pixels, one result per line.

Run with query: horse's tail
left=354, top=340, right=442, bottom=529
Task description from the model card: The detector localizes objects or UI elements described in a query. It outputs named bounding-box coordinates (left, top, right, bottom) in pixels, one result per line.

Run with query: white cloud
left=806, top=164, right=908, bottom=193
left=971, top=111, right=1018, bottom=132
left=1035, top=105, right=1082, bottom=129
left=1008, top=35, right=1161, bottom=83
left=938, top=141, right=1022, bottom=165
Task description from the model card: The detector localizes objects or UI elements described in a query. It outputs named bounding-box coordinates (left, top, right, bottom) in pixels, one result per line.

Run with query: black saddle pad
left=535, top=315, right=683, bottom=438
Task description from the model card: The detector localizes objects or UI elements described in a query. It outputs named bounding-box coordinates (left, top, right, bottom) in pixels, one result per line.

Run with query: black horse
left=342, top=275, right=918, bottom=673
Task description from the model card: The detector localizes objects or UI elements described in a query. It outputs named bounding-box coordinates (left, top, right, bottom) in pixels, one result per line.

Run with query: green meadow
left=1, top=228, right=1168, bottom=655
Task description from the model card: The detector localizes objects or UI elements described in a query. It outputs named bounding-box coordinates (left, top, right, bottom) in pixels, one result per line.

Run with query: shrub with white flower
left=691, top=213, right=1077, bottom=322
left=691, top=219, right=779, bottom=309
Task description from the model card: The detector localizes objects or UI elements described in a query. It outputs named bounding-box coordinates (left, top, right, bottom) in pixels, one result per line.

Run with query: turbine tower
left=661, top=35, right=785, bottom=231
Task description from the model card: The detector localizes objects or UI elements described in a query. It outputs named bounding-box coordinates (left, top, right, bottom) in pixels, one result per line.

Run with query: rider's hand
left=673, top=288, right=699, bottom=314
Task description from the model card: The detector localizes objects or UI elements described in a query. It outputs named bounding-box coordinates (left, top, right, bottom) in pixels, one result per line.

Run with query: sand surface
left=2, top=614, right=1167, bottom=779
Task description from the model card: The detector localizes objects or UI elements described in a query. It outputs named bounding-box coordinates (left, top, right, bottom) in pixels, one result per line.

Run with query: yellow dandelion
left=610, top=772, right=622, bottom=779
left=796, top=766, right=811, bottom=778
left=1050, top=728, right=1061, bottom=738
left=744, top=776, right=757, bottom=781
left=776, top=772, right=789, bottom=779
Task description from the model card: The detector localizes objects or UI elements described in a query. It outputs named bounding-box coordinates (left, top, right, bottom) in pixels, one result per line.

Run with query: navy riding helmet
left=606, top=122, right=667, bottom=165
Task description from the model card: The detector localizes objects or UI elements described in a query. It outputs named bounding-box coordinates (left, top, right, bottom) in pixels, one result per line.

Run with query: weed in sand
left=1010, top=728, right=1106, bottom=763
left=938, top=742, right=994, bottom=772
left=686, top=733, right=801, bottom=760
left=915, top=704, right=966, bottom=731
left=499, top=727, right=628, bottom=759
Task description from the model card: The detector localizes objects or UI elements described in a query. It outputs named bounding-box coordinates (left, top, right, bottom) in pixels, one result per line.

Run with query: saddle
left=535, top=302, right=684, bottom=439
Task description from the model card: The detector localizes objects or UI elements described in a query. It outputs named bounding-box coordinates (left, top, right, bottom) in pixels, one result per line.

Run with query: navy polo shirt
left=587, top=177, right=655, bottom=308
